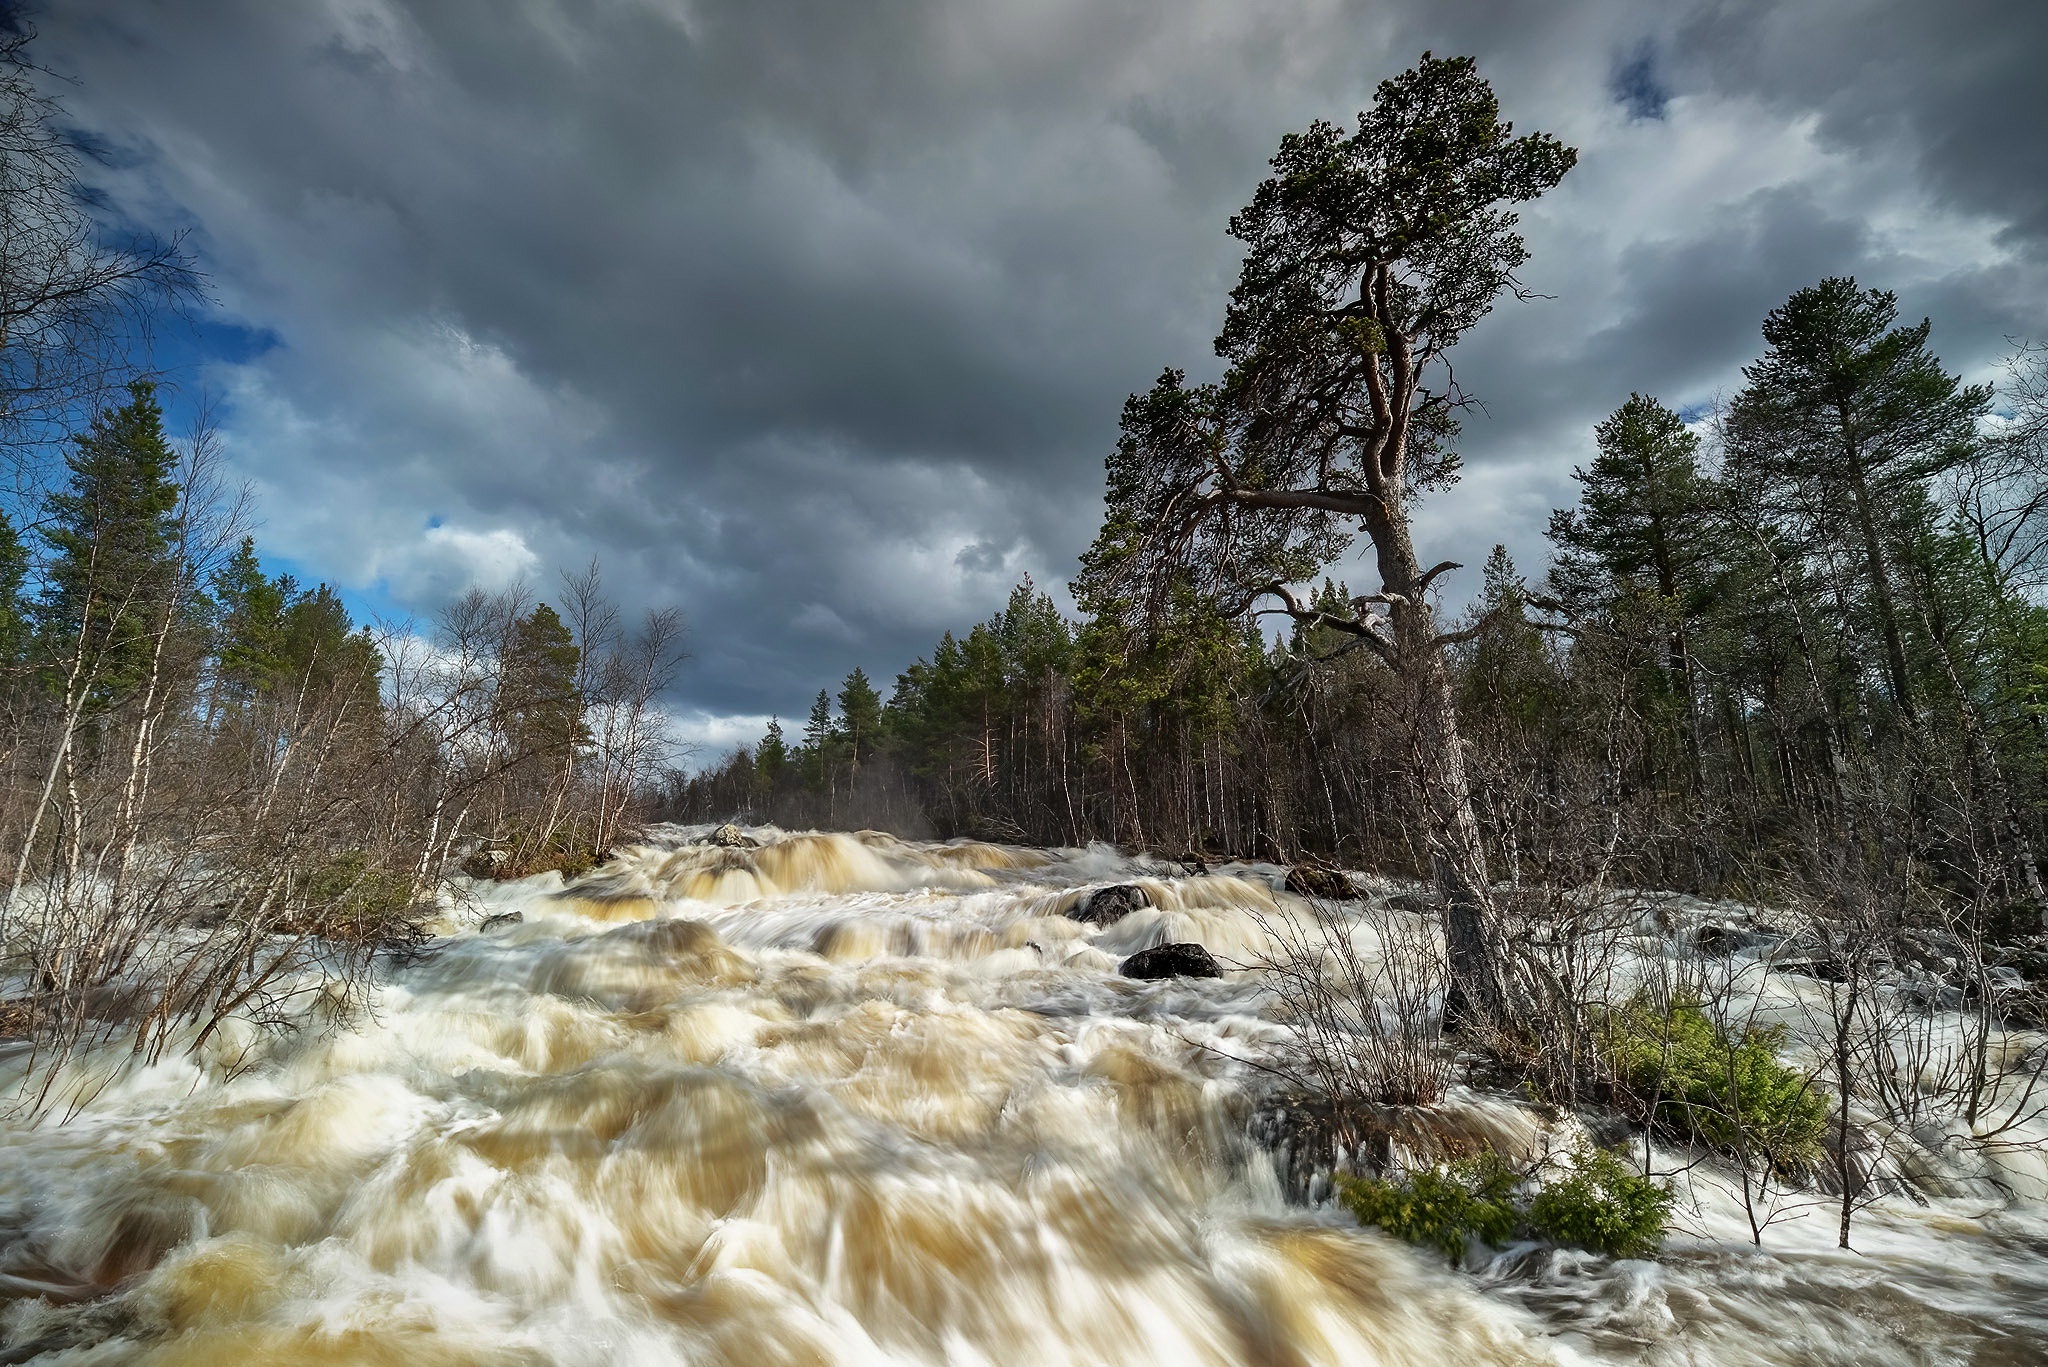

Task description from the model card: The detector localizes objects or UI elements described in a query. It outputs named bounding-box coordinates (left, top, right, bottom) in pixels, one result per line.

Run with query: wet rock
left=460, top=845, right=509, bottom=879
left=1896, top=930, right=1965, bottom=978
left=1385, top=890, right=1440, bottom=915
left=707, top=823, right=755, bottom=849
left=1284, top=864, right=1356, bottom=901
left=1992, top=938, right=2048, bottom=982
left=1069, top=883, right=1149, bottom=926
left=1694, top=924, right=1769, bottom=956
left=1119, top=942, right=1222, bottom=980
left=479, top=911, right=523, bottom=932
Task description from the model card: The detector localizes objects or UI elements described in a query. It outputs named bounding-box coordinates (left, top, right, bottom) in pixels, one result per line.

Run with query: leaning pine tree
left=1079, top=54, right=1575, bottom=1023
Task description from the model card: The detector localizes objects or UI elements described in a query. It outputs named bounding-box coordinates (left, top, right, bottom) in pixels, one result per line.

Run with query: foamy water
left=2, top=828, right=2045, bottom=1364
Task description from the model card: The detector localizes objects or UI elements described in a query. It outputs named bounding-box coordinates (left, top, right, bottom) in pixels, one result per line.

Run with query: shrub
left=296, top=850, right=416, bottom=939
left=1603, top=999, right=1829, bottom=1173
left=1337, top=1151, right=1518, bottom=1264
left=1340, top=1145, right=1672, bottom=1263
left=1524, top=1146, right=1673, bottom=1259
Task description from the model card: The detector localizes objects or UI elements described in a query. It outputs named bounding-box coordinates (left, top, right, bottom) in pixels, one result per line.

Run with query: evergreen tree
left=0, top=508, right=30, bottom=666
left=211, top=536, right=288, bottom=703
left=279, top=583, right=382, bottom=704
left=499, top=603, right=587, bottom=773
left=1728, top=279, right=1991, bottom=719
left=1081, top=54, right=1576, bottom=1022
left=757, top=716, right=789, bottom=791
left=836, top=667, right=883, bottom=773
left=39, top=380, right=185, bottom=702
left=803, top=688, right=834, bottom=790
left=1548, top=395, right=1718, bottom=679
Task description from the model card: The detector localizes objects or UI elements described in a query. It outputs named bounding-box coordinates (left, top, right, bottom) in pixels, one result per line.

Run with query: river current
left=3, top=827, right=2046, bottom=1364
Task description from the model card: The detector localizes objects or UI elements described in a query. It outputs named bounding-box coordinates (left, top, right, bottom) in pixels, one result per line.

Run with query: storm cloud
left=35, top=0, right=2048, bottom=751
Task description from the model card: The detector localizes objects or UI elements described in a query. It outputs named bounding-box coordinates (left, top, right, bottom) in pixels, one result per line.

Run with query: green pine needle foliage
left=1338, top=1146, right=1669, bottom=1264
left=1337, top=1152, right=1520, bottom=1264
left=1523, top=1147, right=1674, bottom=1259
left=1604, top=999, right=1829, bottom=1172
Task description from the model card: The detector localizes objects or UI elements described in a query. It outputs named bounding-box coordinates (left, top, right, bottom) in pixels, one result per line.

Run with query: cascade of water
left=2, top=827, right=2045, bottom=1364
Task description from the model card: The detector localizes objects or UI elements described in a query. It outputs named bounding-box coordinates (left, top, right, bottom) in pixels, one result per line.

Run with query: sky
left=32, top=0, right=2048, bottom=759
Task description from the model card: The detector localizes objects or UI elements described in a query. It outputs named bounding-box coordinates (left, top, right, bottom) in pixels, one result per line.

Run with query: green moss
left=1604, top=999, right=1829, bottom=1173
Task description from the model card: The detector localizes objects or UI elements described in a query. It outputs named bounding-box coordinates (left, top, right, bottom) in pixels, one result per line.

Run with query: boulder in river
left=1119, top=942, right=1222, bottom=980
left=1069, top=883, right=1149, bottom=926
left=1284, top=864, right=1355, bottom=901
left=707, top=823, right=755, bottom=848
left=479, top=911, right=523, bottom=932
left=1385, top=890, right=1440, bottom=915
left=1694, top=923, right=1767, bottom=956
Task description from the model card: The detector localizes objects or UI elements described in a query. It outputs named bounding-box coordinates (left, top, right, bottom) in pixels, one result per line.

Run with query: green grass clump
left=1604, top=999, right=1828, bottom=1172
left=1524, top=1146, right=1673, bottom=1259
left=1339, top=1146, right=1670, bottom=1264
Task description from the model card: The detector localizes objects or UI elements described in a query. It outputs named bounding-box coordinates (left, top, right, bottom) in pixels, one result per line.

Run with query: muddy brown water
left=2, top=828, right=2045, bottom=1364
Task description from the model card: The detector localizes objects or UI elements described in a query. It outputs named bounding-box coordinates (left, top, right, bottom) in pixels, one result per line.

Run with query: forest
left=677, top=57, right=2048, bottom=1045
left=0, top=32, right=687, bottom=1089
left=679, top=276, right=2048, bottom=955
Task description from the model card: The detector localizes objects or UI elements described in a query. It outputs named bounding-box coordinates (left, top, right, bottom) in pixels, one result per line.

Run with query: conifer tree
left=499, top=604, right=586, bottom=768
left=1728, top=279, right=1990, bottom=720
left=803, top=688, right=834, bottom=790
left=1548, top=395, right=1717, bottom=676
left=757, top=715, right=789, bottom=791
left=211, top=536, right=288, bottom=704
left=38, top=380, right=186, bottom=706
left=1081, top=54, right=1576, bottom=1022
left=836, top=667, right=883, bottom=775
left=0, top=508, right=30, bottom=667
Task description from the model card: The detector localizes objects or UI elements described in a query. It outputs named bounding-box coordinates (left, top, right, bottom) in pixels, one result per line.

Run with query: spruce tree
left=39, top=380, right=185, bottom=704
left=757, top=716, right=789, bottom=791
left=803, top=688, right=834, bottom=790
left=836, top=667, right=883, bottom=773
left=0, top=508, right=29, bottom=667
left=499, top=604, right=587, bottom=773
left=211, top=536, right=288, bottom=703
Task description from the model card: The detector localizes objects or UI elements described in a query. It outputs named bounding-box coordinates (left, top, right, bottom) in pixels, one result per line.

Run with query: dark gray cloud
left=32, top=0, right=2048, bottom=748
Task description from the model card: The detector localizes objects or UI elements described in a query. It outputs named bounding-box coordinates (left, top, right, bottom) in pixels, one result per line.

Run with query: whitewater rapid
left=2, top=828, right=2046, bottom=1364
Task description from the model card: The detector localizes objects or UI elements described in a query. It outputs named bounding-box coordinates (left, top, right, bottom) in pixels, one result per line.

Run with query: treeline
left=0, top=382, right=684, bottom=1080
left=676, top=286, right=2048, bottom=932
left=0, top=28, right=683, bottom=1098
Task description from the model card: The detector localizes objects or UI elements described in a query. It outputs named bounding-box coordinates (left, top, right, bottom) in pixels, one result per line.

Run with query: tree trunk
left=1366, top=496, right=1514, bottom=1027
left=1843, top=443, right=1915, bottom=720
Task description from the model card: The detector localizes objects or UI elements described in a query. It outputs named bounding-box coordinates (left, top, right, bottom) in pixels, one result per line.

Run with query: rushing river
left=3, top=828, right=2047, bottom=1365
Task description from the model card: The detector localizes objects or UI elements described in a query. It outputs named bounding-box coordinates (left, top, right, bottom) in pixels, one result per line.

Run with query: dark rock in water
left=1070, top=883, right=1149, bottom=926
left=1284, top=864, right=1355, bottom=901
left=1896, top=929, right=1965, bottom=977
left=708, top=823, right=754, bottom=848
left=1385, top=890, right=1440, bottom=915
left=1694, top=924, right=1764, bottom=956
left=1994, top=940, right=2048, bottom=983
left=479, top=911, right=523, bottom=932
left=1119, top=942, right=1222, bottom=980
